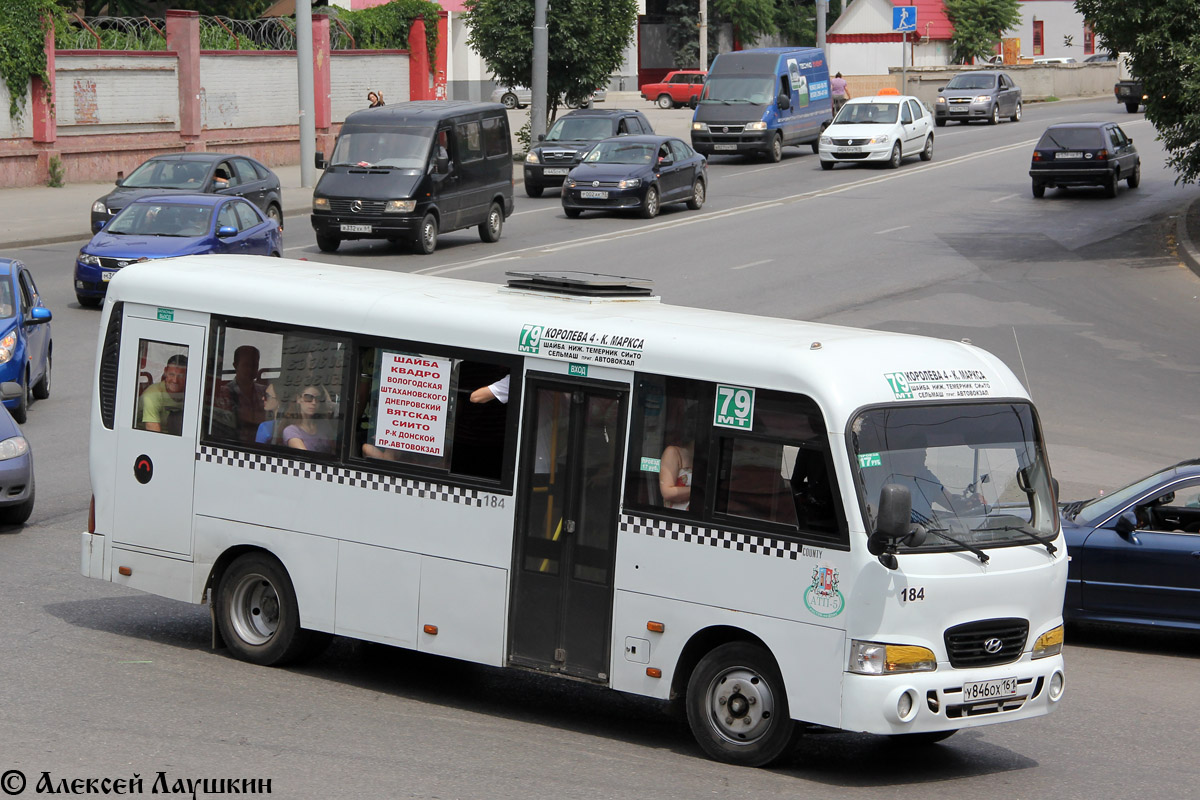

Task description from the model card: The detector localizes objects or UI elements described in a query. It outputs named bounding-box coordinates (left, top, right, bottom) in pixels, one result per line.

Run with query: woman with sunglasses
left=281, top=384, right=334, bottom=454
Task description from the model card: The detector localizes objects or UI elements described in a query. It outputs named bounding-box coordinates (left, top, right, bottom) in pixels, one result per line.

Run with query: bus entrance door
left=509, top=377, right=627, bottom=682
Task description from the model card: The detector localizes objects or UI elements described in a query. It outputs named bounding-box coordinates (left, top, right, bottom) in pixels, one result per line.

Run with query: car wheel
left=657, top=94, right=673, bottom=109
left=768, top=133, right=783, bottom=163
left=76, top=293, right=101, bottom=308
left=920, top=134, right=934, bottom=162
left=11, top=370, right=28, bottom=424
left=1032, top=181, right=1046, bottom=198
left=0, top=478, right=33, bottom=527
left=32, top=353, right=50, bottom=400
left=563, top=207, right=582, bottom=218
left=935, top=117, right=946, bottom=128
left=1010, top=101, right=1022, bottom=122
left=1127, top=161, right=1141, bottom=188
left=989, top=105, right=1000, bottom=125
left=686, top=178, right=705, bottom=210
left=478, top=201, right=503, bottom=243
left=216, top=552, right=327, bottom=666
left=640, top=185, right=660, bottom=219
left=415, top=213, right=439, bottom=254
left=315, top=232, right=340, bottom=253
left=525, top=184, right=544, bottom=198
left=685, top=642, right=795, bottom=767
left=501, top=92, right=518, bottom=109
left=1125, top=102, right=1139, bottom=113
left=820, top=160, right=834, bottom=170
left=265, top=203, right=282, bottom=227
left=888, top=142, right=902, bottom=169
left=810, top=139, right=820, bottom=154
left=1106, top=170, right=1120, bottom=198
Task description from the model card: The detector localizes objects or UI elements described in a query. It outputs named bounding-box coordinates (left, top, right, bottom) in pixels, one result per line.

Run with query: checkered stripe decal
left=197, top=446, right=488, bottom=507
left=620, top=514, right=806, bottom=560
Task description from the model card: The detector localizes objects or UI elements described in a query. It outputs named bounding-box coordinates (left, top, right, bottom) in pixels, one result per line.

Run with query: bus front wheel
left=216, top=553, right=323, bottom=666
left=685, top=642, right=795, bottom=766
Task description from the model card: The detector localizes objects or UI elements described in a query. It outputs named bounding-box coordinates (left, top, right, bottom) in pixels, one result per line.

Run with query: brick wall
left=330, top=52, right=410, bottom=123
left=56, top=54, right=178, bottom=133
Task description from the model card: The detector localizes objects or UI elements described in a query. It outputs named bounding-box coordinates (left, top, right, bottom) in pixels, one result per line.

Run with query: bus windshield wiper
left=974, top=523, right=1058, bottom=555
left=922, top=525, right=990, bottom=564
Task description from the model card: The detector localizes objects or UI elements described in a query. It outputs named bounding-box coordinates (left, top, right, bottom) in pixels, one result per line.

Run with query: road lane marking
left=875, top=225, right=909, bottom=234
left=991, top=194, right=1019, bottom=203
left=731, top=259, right=773, bottom=270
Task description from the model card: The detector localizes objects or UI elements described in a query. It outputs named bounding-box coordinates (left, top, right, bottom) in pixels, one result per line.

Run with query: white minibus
left=83, top=257, right=1066, bottom=766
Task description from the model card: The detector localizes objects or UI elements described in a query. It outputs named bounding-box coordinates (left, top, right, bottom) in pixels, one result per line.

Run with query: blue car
left=75, top=194, right=283, bottom=307
left=0, top=382, right=34, bottom=526
left=0, top=259, right=52, bottom=424
left=1061, top=459, right=1200, bottom=630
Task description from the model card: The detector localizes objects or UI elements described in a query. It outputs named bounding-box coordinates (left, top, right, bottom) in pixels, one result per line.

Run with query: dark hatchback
left=523, top=108, right=654, bottom=198
left=561, top=135, right=707, bottom=219
left=91, top=153, right=284, bottom=232
left=1061, top=460, right=1200, bottom=631
left=1030, top=122, right=1140, bottom=198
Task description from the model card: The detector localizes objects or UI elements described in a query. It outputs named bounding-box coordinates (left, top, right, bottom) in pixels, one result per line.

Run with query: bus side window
left=626, top=375, right=707, bottom=514
left=134, top=340, right=190, bottom=436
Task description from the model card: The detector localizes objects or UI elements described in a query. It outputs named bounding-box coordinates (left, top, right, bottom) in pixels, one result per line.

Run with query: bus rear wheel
left=216, top=553, right=323, bottom=666
left=686, top=642, right=795, bottom=766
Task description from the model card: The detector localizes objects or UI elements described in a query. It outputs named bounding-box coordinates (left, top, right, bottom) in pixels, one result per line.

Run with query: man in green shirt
left=140, top=354, right=188, bottom=434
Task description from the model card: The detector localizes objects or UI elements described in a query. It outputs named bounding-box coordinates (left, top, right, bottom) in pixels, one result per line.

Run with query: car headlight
left=525, top=151, right=540, bottom=163
left=91, top=200, right=108, bottom=214
left=564, top=178, right=576, bottom=188
left=78, top=252, right=102, bottom=267
left=745, top=121, right=768, bottom=131
left=1032, top=625, right=1064, bottom=659
left=848, top=640, right=937, bottom=674
left=692, top=122, right=708, bottom=132
left=618, top=178, right=640, bottom=189
left=0, top=435, right=28, bottom=461
left=936, top=96, right=946, bottom=104
left=868, top=135, right=891, bottom=144
left=385, top=199, right=416, bottom=213
left=0, top=332, right=16, bottom=365
left=820, top=135, right=832, bottom=145
left=973, top=95, right=993, bottom=104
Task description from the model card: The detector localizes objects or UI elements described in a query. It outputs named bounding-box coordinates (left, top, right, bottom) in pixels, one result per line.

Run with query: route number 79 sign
left=714, top=384, right=755, bottom=430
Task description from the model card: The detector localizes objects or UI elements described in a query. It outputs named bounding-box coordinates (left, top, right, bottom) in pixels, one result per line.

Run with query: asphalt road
left=1, top=96, right=1198, bottom=799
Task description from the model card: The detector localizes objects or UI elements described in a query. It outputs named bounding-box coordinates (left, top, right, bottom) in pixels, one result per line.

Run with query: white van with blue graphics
left=690, top=47, right=832, bottom=162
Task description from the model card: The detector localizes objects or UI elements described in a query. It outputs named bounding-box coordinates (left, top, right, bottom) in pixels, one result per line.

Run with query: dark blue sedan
left=1061, top=459, right=1200, bottom=630
left=561, top=135, right=707, bottom=219
left=75, top=194, right=283, bottom=307
left=0, top=259, right=52, bottom=423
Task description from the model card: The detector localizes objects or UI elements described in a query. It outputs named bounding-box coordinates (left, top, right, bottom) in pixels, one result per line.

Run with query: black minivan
left=311, top=102, right=514, bottom=254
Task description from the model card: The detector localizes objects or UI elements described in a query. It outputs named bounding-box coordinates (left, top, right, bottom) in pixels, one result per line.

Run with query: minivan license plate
left=580, top=190, right=608, bottom=199
left=340, top=224, right=372, bottom=233
left=713, top=144, right=737, bottom=151
left=961, top=677, right=1018, bottom=702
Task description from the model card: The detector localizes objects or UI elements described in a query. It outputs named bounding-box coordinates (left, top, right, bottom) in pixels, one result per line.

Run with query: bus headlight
left=312, top=197, right=329, bottom=210
left=385, top=200, right=416, bottom=213
left=0, top=436, right=29, bottom=460
left=745, top=121, right=768, bottom=131
left=1032, top=625, right=1064, bottom=659
left=849, top=640, right=937, bottom=674
left=0, top=332, right=16, bottom=364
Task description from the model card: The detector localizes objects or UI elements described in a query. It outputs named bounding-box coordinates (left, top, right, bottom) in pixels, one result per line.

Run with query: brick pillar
left=408, top=18, right=428, bottom=101
left=312, top=14, right=334, bottom=159
left=434, top=12, right=448, bottom=100
left=32, top=21, right=56, bottom=144
left=166, top=10, right=202, bottom=143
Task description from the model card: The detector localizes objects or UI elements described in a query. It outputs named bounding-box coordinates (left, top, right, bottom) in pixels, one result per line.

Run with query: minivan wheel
left=768, top=133, right=782, bottom=163
left=525, top=184, right=544, bottom=198
left=479, top=201, right=503, bottom=243
left=1011, top=102, right=1022, bottom=122
left=657, top=94, right=673, bottom=109
left=989, top=105, right=1000, bottom=125
left=888, top=142, right=902, bottom=169
left=315, top=232, right=340, bottom=252
left=501, top=92, right=518, bottom=109
left=640, top=185, right=660, bottom=219
left=416, top=213, right=439, bottom=253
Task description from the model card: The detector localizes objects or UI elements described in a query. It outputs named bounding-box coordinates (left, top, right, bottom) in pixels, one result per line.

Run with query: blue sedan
left=561, top=135, right=707, bottom=219
left=1061, top=459, right=1200, bottom=630
left=0, top=259, right=52, bottom=424
left=75, top=194, right=283, bottom=307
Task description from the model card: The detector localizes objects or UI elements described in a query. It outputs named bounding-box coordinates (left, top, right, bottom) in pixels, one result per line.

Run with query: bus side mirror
left=315, top=151, right=326, bottom=170
left=777, top=93, right=791, bottom=110
left=868, top=484, right=926, bottom=568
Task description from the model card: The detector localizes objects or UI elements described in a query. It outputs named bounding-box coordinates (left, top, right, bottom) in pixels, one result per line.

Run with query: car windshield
left=699, top=74, right=776, bottom=104
left=106, top=203, right=213, bottom=237
left=833, top=102, right=899, bottom=125
left=1037, top=128, right=1104, bottom=149
left=545, top=117, right=615, bottom=142
left=851, top=403, right=1057, bottom=552
left=1070, top=472, right=1176, bottom=525
left=122, top=160, right=210, bottom=189
left=331, top=131, right=430, bottom=169
left=945, top=75, right=997, bottom=91
left=583, top=142, right=656, bottom=164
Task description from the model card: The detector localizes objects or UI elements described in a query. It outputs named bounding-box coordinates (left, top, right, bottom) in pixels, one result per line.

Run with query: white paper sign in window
left=374, top=351, right=452, bottom=456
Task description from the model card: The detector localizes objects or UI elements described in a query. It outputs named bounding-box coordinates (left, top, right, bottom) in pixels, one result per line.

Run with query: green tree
left=944, top=0, right=1021, bottom=64
left=463, top=0, right=637, bottom=115
left=1074, top=0, right=1200, bottom=183
left=713, top=0, right=776, bottom=47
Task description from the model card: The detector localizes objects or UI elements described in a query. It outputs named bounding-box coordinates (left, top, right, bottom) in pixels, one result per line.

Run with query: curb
left=1176, top=196, right=1200, bottom=280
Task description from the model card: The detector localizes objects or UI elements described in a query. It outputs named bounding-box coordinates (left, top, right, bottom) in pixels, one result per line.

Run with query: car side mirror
left=1127, top=137, right=1133, bottom=144
left=216, top=225, right=238, bottom=238
left=0, top=381, right=22, bottom=402
left=937, top=87, right=944, bottom=93
left=537, top=134, right=545, bottom=142
left=1114, top=511, right=1138, bottom=536
left=314, top=151, right=326, bottom=170
left=689, top=96, right=699, bottom=109
left=658, top=156, right=673, bottom=167
left=29, top=307, right=51, bottom=324
left=777, top=93, right=791, bottom=110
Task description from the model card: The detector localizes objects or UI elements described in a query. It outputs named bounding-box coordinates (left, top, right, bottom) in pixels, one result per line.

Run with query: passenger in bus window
left=256, top=381, right=280, bottom=444
left=226, top=345, right=267, bottom=443
left=140, top=354, right=188, bottom=435
left=281, top=384, right=335, bottom=453
left=470, top=374, right=509, bottom=404
left=659, top=409, right=696, bottom=510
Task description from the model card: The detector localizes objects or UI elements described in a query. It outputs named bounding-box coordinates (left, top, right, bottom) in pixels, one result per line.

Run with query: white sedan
left=819, top=94, right=934, bottom=170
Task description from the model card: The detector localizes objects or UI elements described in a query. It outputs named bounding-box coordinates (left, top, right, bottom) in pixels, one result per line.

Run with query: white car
left=489, top=85, right=607, bottom=109
left=818, top=94, right=934, bottom=170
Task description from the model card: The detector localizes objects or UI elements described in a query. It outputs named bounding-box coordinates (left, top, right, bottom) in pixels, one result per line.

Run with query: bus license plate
left=1055, top=152, right=1083, bottom=159
left=101, top=271, right=116, bottom=282
left=340, top=224, right=372, bottom=233
left=543, top=167, right=569, bottom=175
left=837, top=146, right=862, bottom=153
left=713, top=144, right=737, bottom=151
left=580, top=190, right=608, bottom=199
left=961, top=677, right=1018, bottom=702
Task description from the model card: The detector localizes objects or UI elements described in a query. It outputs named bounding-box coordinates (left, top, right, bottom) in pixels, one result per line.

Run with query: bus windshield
left=330, top=131, right=431, bottom=169
left=699, top=75, right=776, bottom=104
left=851, top=403, right=1056, bottom=551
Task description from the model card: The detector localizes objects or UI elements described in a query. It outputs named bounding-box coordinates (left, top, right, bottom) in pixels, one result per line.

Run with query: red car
left=640, top=70, right=707, bottom=109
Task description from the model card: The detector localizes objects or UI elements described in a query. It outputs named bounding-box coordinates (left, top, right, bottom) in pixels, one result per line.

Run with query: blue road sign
left=893, top=6, right=917, bottom=32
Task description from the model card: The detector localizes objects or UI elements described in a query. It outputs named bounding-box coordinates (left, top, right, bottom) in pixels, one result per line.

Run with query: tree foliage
left=0, top=0, right=70, bottom=119
left=463, top=0, right=637, bottom=110
left=712, top=0, right=776, bottom=48
left=333, top=0, right=442, bottom=61
left=1074, top=0, right=1200, bottom=183
left=944, top=0, right=1022, bottom=64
